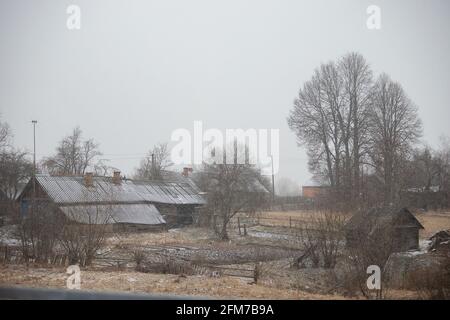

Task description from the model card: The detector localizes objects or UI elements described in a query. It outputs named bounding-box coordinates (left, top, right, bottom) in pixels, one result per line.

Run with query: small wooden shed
left=345, top=207, right=424, bottom=252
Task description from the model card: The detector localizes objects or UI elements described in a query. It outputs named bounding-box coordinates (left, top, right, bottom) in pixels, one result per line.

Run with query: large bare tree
left=288, top=53, right=374, bottom=208
left=288, top=53, right=422, bottom=208
left=368, top=74, right=422, bottom=205
left=339, top=53, right=373, bottom=204
left=288, top=64, right=342, bottom=190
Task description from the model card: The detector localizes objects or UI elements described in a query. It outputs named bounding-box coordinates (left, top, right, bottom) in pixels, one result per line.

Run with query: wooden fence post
left=289, top=216, right=292, bottom=229
left=238, top=217, right=241, bottom=235
left=243, top=224, right=247, bottom=236
left=253, top=262, right=260, bottom=284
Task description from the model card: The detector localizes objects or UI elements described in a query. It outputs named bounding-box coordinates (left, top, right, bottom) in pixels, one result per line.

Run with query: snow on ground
left=0, top=225, right=20, bottom=246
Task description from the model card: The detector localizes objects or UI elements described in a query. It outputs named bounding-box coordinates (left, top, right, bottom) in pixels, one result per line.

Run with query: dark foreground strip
left=0, top=287, right=443, bottom=319
left=0, top=286, right=204, bottom=300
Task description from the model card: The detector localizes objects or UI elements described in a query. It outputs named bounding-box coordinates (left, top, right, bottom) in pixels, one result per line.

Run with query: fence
left=0, top=244, right=258, bottom=282
left=217, top=215, right=311, bottom=236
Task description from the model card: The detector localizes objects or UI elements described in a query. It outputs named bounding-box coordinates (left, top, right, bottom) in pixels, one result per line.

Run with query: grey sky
left=1, top=0, right=449, bottom=188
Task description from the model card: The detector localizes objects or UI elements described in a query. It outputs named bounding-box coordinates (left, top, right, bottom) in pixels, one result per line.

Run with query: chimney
left=182, top=167, right=193, bottom=177
left=112, top=171, right=121, bottom=185
left=84, top=172, right=94, bottom=187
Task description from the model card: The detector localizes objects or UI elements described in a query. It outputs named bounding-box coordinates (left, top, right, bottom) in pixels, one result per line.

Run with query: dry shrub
left=294, top=211, right=347, bottom=269
left=407, top=256, right=450, bottom=299
left=136, top=255, right=195, bottom=275
left=133, top=249, right=146, bottom=268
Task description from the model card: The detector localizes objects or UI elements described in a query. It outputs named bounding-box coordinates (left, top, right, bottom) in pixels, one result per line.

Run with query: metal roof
left=33, top=174, right=206, bottom=206
left=60, top=203, right=166, bottom=225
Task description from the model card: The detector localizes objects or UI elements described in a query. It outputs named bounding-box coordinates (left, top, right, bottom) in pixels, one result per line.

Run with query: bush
left=407, top=256, right=450, bottom=299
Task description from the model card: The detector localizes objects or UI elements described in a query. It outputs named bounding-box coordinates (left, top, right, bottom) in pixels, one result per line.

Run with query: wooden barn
left=17, top=170, right=205, bottom=232
left=345, top=207, right=424, bottom=252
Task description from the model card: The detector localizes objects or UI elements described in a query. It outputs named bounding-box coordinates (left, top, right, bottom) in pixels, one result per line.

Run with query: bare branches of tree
left=0, top=149, right=33, bottom=201
left=196, top=145, right=270, bottom=240
left=294, top=212, right=346, bottom=269
left=0, top=116, right=11, bottom=150
left=288, top=52, right=422, bottom=208
left=0, top=118, right=33, bottom=217
left=134, top=142, right=172, bottom=180
left=368, top=74, right=422, bottom=205
left=59, top=204, right=112, bottom=266
left=41, top=126, right=102, bottom=176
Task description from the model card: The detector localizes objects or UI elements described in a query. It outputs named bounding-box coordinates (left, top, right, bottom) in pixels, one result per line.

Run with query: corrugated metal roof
left=60, top=203, right=166, bottom=225
left=34, top=174, right=206, bottom=205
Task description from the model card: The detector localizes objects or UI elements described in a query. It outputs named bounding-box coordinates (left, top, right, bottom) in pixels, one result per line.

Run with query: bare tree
left=134, top=142, right=172, bottom=180
left=368, top=74, right=422, bottom=205
left=197, top=145, right=270, bottom=240
left=339, top=53, right=373, bottom=205
left=42, top=126, right=102, bottom=175
left=16, top=202, right=62, bottom=263
left=288, top=64, right=342, bottom=190
left=405, top=146, right=440, bottom=192
left=0, top=149, right=33, bottom=201
left=0, top=116, right=11, bottom=150
left=288, top=52, right=373, bottom=209
left=59, top=204, right=113, bottom=266
left=0, top=119, right=33, bottom=218
left=435, top=136, right=450, bottom=193
left=58, top=181, right=116, bottom=265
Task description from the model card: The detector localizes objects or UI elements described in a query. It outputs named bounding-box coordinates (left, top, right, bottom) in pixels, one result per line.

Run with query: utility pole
left=32, top=121, right=37, bottom=189
left=151, top=153, right=155, bottom=180
left=31, top=120, right=37, bottom=214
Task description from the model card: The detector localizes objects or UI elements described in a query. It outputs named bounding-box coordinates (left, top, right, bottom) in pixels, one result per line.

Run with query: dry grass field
left=0, top=265, right=343, bottom=299
left=1, top=209, right=449, bottom=299
left=252, top=210, right=450, bottom=240
left=415, top=211, right=450, bottom=238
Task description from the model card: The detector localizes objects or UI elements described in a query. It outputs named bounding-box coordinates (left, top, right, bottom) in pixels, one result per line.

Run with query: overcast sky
left=1, top=0, right=449, bottom=189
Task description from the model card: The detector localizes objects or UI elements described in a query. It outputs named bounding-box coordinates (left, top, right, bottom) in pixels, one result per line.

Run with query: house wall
left=302, top=186, right=328, bottom=199
left=395, top=227, right=419, bottom=251
left=112, top=223, right=166, bottom=233
left=156, top=203, right=196, bottom=227
left=346, top=227, right=420, bottom=252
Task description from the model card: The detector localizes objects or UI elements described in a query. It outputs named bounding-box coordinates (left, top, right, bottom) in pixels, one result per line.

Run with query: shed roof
left=345, top=207, right=424, bottom=234
left=60, top=203, right=166, bottom=225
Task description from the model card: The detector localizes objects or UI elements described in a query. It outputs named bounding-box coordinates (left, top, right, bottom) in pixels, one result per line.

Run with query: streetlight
left=32, top=120, right=37, bottom=197
left=270, top=154, right=275, bottom=204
